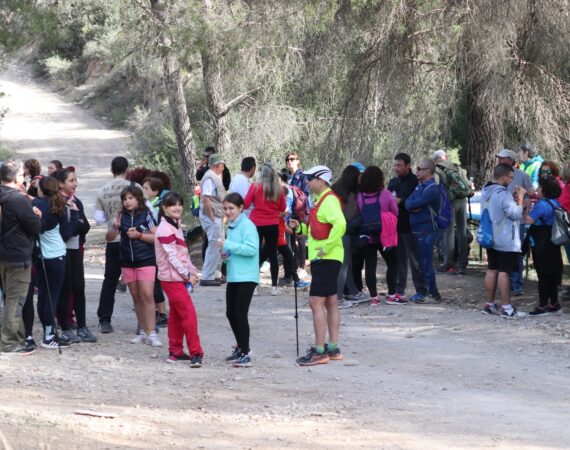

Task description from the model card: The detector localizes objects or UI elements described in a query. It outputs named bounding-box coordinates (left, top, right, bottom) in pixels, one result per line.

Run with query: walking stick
left=291, top=225, right=299, bottom=357
left=36, top=237, right=62, bottom=355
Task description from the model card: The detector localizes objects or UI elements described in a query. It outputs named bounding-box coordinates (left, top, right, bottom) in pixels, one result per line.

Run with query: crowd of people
left=0, top=142, right=567, bottom=368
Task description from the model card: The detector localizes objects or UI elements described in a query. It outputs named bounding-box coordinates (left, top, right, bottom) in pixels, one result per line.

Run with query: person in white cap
left=289, top=165, right=346, bottom=366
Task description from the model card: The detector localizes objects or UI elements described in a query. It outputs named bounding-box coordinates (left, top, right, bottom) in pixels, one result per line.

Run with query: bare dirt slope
left=1, top=65, right=569, bottom=450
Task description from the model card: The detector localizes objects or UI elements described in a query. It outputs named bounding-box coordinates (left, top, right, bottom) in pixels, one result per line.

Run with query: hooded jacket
left=481, top=182, right=523, bottom=252
left=0, top=186, right=42, bottom=266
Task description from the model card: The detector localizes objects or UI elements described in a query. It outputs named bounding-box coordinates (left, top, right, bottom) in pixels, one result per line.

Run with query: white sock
left=503, top=304, right=513, bottom=310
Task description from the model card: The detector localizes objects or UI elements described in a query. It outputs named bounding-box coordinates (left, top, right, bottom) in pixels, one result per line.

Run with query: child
left=106, top=186, right=160, bottom=347
left=217, top=193, right=259, bottom=367
left=154, top=192, right=204, bottom=368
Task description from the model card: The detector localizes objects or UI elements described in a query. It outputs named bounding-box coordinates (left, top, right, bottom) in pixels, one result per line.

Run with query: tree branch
left=221, top=87, right=261, bottom=116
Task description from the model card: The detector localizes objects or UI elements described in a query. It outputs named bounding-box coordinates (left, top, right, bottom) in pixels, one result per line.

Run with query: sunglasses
left=416, top=167, right=429, bottom=171
left=540, top=169, right=553, bottom=174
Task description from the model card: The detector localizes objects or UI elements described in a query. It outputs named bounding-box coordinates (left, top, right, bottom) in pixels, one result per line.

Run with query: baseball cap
left=303, top=165, right=333, bottom=185
left=209, top=154, right=226, bottom=166
left=496, top=149, right=517, bottom=161
left=350, top=162, right=366, bottom=173
left=432, top=149, right=447, bottom=160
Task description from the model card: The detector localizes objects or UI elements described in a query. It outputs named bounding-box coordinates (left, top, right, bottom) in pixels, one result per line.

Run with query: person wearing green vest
left=519, top=143, right=543, bottom=189
left=289, top=165, right=346, bottom=366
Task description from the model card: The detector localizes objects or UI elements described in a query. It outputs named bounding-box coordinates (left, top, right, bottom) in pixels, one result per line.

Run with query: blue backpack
left=357, top=192, right=382, bottom=235
left=428, top=184, right=452, bottom=229
left=477, top=197, right=494, bottom=248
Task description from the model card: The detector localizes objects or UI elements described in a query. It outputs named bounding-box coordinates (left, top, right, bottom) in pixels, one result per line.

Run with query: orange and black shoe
left=325, top=343, right=343, bottom=361
left=296, top=347, right=330, bottom=366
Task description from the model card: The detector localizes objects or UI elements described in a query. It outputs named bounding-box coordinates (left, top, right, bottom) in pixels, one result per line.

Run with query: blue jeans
left=414, top=230, right=441, bottom=298
left=509, top=224, right=526, bottom=293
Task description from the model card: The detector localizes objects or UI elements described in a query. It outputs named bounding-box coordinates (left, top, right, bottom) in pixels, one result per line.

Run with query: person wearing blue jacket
left=32, top=176, right=78, bottom=349
left=217, top=192, right=260, bottom=368
left=405, top=159, right=442, bottom=302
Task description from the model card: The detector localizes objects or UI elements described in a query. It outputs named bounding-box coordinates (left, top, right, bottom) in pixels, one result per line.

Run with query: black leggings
left=36, top=257, right=66, bottom=332
left=23, top=268, right=36, bottom=337
left=257, top=225, right=279, bottom=286
left=353, top=244, right=399, bottom=297
left=226, top=282, right=257, bottom=354
left=278, top=244, right=298, bottom=281
left=58, top=249, right=86, bottom=331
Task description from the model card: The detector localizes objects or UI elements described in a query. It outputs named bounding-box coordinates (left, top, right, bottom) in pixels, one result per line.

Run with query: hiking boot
left=100, top=321, right=113, bottom=334
left=145, top=332, right=162, bottom=347
left=385, top=294, right=408, bottom=305
left=233, top=354, right=252, bottom=368
left=199, top=279, right=221, bottom=287
left=296, top=347, right=330, bottom=366
left=547, top=303, right=563, bottom=315
left=166, top=353, right=191, bottom=364
left=325, top=344, right=343, bottom=361
left=41, top=335, right=70, bottom=349
left=60, top=330, right=81, bottom=345
left=528, top=306, right=548, bottom=317
left=481, top=303, right=499, bottom=315
left=409, top=293, right=426, bottom=303
left=190, top=355, right=203, bottom=368
left=130, top=331, right=146, bottom=344
left=278, top=277, right=293, bottom=287
left=225, top=347, right=242, bottom=363
left=295, top=280, right=310, bottom=290
left=369, top=296, right=380, bottom=305
left=500, top=306, right=527, bottom=319
left=77, top=327, right=97, bottom=343
left=156, top=312, right=168, bottom=328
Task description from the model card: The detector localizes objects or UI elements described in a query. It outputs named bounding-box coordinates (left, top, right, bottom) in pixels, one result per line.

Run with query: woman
left=539, top=161, right=564, bottom=189
left=106, top=186, right=160, bottom=347
left=244, top=163, right=286, bottom=296
left=558, top=162, right=570, bottom=265
left=32, top=177, right=78, bottom=349
left=53, top=168, right=96, bottom=344
left=218, top=193, right=260, bottom=367
left=331, top=164, right=364, bottom=307
left=523, top=176, right=563, bottom=315
left=24, top=158, right=42, bottom=198
left=351, top=166, right=399, bottom=305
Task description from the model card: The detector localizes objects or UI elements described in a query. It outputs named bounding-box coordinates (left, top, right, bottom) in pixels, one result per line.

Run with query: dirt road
left=1, top=66, right=569, bottom=450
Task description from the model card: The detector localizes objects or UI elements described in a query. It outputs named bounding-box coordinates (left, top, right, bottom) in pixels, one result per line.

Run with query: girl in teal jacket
left=217, top=193, right=259, bottom=368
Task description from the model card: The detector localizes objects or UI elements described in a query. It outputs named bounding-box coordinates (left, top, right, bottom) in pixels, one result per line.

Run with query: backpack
left=357, top=192, right=382, bottom=235
left=437, top=163, right=473, bottom=200
left=289, top=185, right=308, bottom=222
left=427, top=184, right=452, bottom=229
left=547, top=200, right=570, bottom=246
left=476, top=198, right=494, bottom=248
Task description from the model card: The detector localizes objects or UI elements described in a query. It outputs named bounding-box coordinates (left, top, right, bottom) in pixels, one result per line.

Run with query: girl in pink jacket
left=155, top=192, right=203, bottom=367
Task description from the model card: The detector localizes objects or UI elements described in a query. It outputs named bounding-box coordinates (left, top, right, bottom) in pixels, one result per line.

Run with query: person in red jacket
left=244, top=163, right=287, bottom=296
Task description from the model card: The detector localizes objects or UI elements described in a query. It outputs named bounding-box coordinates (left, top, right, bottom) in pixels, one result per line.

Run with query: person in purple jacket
left=405, top=159, right=442, bottom=302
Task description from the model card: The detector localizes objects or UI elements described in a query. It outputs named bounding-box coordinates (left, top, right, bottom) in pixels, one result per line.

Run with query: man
left=0, top=160, right=42, bottom=354
left=199, top=154, right=227, bottom=286
left=290, top=165, right=346, bottom=366
left=481, top=164, right=527, bottom=318
left=286, top=151, right=309, bottom=276
left=387, top=153, right=428, bottom=303
left=519, top=143, right=543, bottom=188
left=433, top=149, right=471, bottom=274
left=196, top=146, right=231, bottom=190
left=405, top=159, right=443, bottom=302
left=229, top=156, right=256, bottom=216
left=496, top=149, right=533, bottom=296
left=94, top=156, right=138, bottom=333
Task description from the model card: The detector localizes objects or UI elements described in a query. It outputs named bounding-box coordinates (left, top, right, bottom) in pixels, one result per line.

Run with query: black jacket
left=387, top=172, right=418, bottom=234
left=0, top=186, right=42, bottom=265
left=119, top=208, right=157, bottom=268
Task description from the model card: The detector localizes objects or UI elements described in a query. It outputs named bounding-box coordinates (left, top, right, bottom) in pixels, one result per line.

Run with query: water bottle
left=185, top=282, right=193, bottom=293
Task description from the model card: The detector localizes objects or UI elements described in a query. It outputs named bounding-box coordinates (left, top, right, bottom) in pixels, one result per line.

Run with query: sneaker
left=370, top=296, right=380, bottom=305
left=409, top=293, right=426, bottom=303
left=511, top=289, right=524, bottom=297
left=295, top=280, right=310, bottom=290
left=432, top=294, right=442, bottom=303
left=481, top=303, right=499, bottom=315
left=500, top=306, right=527, bottom=319
left=528, top=306, right=548, bottom=316
left=60, top=330, right=81, bottom=345
left=547, top=304, right=563, bottom=315
left=453, top=268, right=466, bottom=275
left=278, top=277, right=293, bottom=287
left=199, top=279, right=222, bottom=287
left=2, top=345, right=35, bottom=356
left=271, top=286, right=281, bottom=296
left=385, top=294, right=408, bottom=305
left=325, top=343, right=343, bottom=361
left=100, top=321, right=114, bottom=334
left=77, top=327, right=97, bottom=343
left=190, top=355, right=203, bottom=368
left=233, top=354, right=252, bottom=368
left=116, top=280, right=127, bottom=293
left=225, top=347, right=242, bottom=363
left=436, top=265, right=452, bottom=273
left=145, top=332, right=163, bottom=347
left=395, top=293, right=407, bottom=301
left=260, top=261, right=270, bottom=273
left=297, top=268, right=308, bottom=279
left=156, top=312, right=168, bottom=328
left=216, top=275, right=227, bottom=284
left=253, top=286, right=259, bottom=296
left=166, top=352, right=191, bottom=364
left=130, top=331, right=146, bottom=344
left=346, top=291, right=371, bottom=304
left=296, top=347, right=330, bottom=366
left=25, top=336, right=37, bottom=351
left=338, top=299, right=354, bottom=309
left=41, top=335, right=70, bottom=349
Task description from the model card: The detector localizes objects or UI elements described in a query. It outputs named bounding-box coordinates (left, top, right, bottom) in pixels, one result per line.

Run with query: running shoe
left=296, top=347, right=330, bottom=366
left=370, top=296, right=380, bottom=305
left=385, top=294, right=408, bottom=305
left=130, top=331, right=146, bottom=344
left=260, top=261, right=270, bottom=273
left=324, top=343, right=343, bottom=361
left=41, top=335, right=70, bottom=349
left=500, top=306, right=527, bottom=319
left=278, top=277, right=293, bottom=287
left=25, top=336, right=37, bottom=351
left=100, top=321, right=114, bottom=334
left=338, top=299, right=354, bottom=309
left=271, top=286, right=281, bottom=296
left=528, top=306, right=548, bottom=316
left=409, top=293, right=426, bottom=303
left=233, top=354, right=252, bottom=368
left=297, top=268, right=308, bottom=279
left=547, top=304, right=563, bottom=315
left=156, top=312, right=168, bottom=328
left=295, top=280, right=310, bottom=290
left=225, top=347, right=242, bottom=363
left=60, top=330, right=81, bottom=344
left=77, top=327, right=98, bottom=343
left=346, top=291, right=370, bottom=304
left=481, top=303, right=499, bottom=315
left=2, top=345, right=35, bottom=356
left=190, top=355, right=203, bottom=368
left=145, top=332, right=163, bottom=347
left=166, top=353, right=191, bottom=364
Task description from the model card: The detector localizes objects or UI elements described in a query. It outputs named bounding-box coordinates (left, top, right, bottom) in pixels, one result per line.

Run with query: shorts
left=121, top=266, right=156, bottom=284
left=486, top=248, right=519, bottom=273
left=309, top=259, right=342, bottom=297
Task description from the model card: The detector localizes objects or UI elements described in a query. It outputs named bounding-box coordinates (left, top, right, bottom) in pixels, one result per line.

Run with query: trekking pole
left=36, top=237, right=62, bottom=355
left=291, top=225, right=300, bottom=357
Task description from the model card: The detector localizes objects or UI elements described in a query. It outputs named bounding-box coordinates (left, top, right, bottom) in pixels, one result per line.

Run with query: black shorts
left=309, top=260, right=341, bottom=297
left=486, top=248, right=519, bottom=273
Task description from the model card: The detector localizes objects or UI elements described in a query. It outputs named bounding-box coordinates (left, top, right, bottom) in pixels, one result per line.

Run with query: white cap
left=432, top=149, right=447, bottom=160
left=303, top=165, right=333, bottom=185
left=496, top=149, right=518, bottom=161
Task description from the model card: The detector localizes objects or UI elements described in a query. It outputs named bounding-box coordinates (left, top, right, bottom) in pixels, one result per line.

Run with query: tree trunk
left=467, top=79, right=504, bottom=188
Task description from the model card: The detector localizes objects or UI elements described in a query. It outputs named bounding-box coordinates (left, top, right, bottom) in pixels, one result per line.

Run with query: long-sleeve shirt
left=155, top=216, right=197, bottom=282
left=387, top=172, right=418, bottom=233
left=244, top=183, right=286, bottom=226
left=405, top=178, right=440, bottom=233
